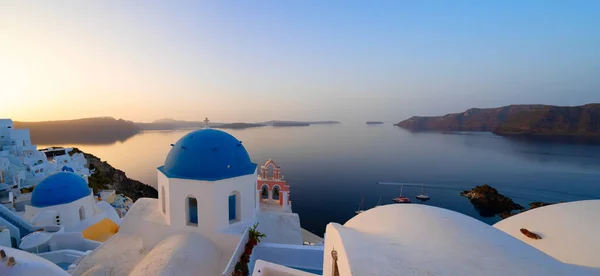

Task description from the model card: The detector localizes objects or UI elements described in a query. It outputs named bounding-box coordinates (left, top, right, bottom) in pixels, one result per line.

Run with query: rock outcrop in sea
left=460, top=184, right=524, bottom=217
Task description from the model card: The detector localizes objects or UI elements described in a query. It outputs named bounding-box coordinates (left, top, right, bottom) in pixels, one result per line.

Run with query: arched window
left=187, top=197, right=198, bottom=226
left=79, top=206, right=85, bottom=221
left=261, top=185, right=269, bottom=199
left=229, top=191, right=241, bottom=223
left=272, top=186, right=280, bottom=200
left=161, top=186, right=166, bottom=214
left=267, top=164, right=275, bottom=179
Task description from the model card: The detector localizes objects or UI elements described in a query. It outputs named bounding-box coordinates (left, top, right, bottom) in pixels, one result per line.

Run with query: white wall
left=157, top=171, right=171, bottom=224
left=322, top=224, right=352, bottom=276
left=24, top=194, right=95, bottom=229
left=10, top=129, right=31, bottom=147
left=0, top=226, right=13, bottom=247
left=252, top=260, right=318, bottom=276
left=250, top=243, right=324, bottom=273
left=118, top=198, right=241, bottom=266
left=49, top=232, right=100, bottom=252
left=161, top=170, right=257, bottom=233
left=0, top=119, right=13, bottom=129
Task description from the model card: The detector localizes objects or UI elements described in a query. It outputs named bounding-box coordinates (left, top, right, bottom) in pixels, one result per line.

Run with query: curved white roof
left=0, top=245, right=68, bottom=276
left=129, top=233, right=222, bottom=276
left=494, top=200, right=600, bottom=268
left=331, top=204, right=597, bottom=276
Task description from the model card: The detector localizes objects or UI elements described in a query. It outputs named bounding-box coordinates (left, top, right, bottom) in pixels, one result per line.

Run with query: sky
left=1, top=1, right=599, bottom=123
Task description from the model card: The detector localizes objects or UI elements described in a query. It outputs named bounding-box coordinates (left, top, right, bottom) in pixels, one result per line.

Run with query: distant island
left=366, top=121, right=384, bottom=125
left=16, top=117, right=340, bottom=144
left=260, top=120, right=340, bottom=126
left=396, top=104, right=600, bottom=138
left=15, top=117, right=139, bottom=145
left=272, top=122, right=310, bottom=127
left=135, top=119, right=208, bottom=130
left=136, top=119, right=266, bottom=130
left=137, top=119, right=339, bottom=130
left=217, top=123, right=265, bottom=129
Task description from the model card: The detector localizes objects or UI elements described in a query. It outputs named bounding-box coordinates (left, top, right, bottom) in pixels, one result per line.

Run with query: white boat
left=416, top=185, right=430, bottom=200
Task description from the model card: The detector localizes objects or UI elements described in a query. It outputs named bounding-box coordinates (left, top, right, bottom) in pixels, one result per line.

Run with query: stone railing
left=222, top=227, right=250, bottom=276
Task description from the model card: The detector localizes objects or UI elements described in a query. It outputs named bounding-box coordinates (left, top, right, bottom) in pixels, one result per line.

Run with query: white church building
left=68, top=127, right=299, bottom=275
left=23, top=172, right=120, bottom=232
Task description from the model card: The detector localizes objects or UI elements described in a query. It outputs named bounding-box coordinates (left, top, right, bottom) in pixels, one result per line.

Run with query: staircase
left=0, top=203, right=35, bottom=239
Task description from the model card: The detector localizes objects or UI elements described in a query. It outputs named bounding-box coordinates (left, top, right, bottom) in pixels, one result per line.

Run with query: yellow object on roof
left=82, top=218, right=119, bottom=242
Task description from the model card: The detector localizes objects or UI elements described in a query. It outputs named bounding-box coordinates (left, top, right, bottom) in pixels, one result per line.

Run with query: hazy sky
left=1, top=1, right=599, bottom=123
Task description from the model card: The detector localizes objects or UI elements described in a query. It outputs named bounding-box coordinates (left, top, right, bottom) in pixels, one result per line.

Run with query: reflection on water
left=39, top=124, right=600, bottom=236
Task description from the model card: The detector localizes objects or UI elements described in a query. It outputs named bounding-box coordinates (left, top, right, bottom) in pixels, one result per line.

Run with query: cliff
left=396, top=104, right=600, bottom=137
left=493, top=104, right=600, bottom=136
left=396, top=105, right=544, bottom=132
left=71, top=148, right=158, bottom=201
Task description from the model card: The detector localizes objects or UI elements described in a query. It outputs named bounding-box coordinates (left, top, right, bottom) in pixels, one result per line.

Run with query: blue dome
left=31, top=172, right=91, bottom=208
left=159, top=128, right=256, bottom=181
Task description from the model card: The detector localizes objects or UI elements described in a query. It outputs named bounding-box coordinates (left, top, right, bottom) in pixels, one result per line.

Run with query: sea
left=39, top=123, right=600, bottom=236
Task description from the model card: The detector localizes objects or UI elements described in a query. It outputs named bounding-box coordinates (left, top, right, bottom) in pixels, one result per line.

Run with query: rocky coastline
left=70, top=148, right=158, bottom=201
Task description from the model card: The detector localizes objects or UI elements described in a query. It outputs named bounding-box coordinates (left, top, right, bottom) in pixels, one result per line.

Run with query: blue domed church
left=25, top=172, right=96, bottom=229
left=69, top=127, right=305, bottom=275
left=157, top=128, right=258, bottom=233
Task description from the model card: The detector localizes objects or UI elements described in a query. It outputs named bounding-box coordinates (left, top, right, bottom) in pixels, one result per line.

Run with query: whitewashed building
left=0, top=119, right=89, bottom=190
left=23, top=172, right=120, bottom=232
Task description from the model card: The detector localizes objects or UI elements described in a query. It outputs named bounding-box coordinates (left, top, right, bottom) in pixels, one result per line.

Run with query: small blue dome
left=31, top=172, right=90, bottom=208
left=159, top=128, right=256, bottom=181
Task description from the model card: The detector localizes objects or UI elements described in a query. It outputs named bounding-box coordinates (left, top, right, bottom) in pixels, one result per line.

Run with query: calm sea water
left=40, top=124, right=600, bottom=236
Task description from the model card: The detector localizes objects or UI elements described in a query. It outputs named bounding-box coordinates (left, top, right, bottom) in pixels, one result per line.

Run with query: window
left=273, top=186, right=280, bottom=200
left=187, top=197, right=198, bottom=225
left=228, top=194, right=236, bottom=221
left=229, top=191, right=241, bottom=223
left=79, top=206, right=85, bottom=221
left=161, top=186, right=166, bottom=214
left=261, top=185, right=269, bottom=199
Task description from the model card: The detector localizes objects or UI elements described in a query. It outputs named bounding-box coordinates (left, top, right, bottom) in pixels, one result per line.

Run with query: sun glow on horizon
left=1, top=1, right=599, bottom=123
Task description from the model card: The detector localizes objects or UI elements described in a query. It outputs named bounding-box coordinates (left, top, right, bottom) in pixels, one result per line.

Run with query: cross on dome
left=204, top=117, right=210, bottom=128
